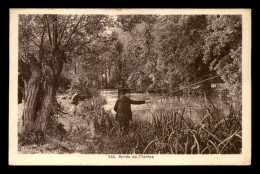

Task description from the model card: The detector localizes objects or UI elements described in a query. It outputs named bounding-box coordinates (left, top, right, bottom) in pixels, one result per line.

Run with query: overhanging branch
left=62, top=16, right=84, bottom=50
left=45, top=15, right=53, bottom=49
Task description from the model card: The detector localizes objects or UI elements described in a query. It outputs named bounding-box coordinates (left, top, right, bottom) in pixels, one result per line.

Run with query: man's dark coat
left=114, top=96, right=145, bottom=122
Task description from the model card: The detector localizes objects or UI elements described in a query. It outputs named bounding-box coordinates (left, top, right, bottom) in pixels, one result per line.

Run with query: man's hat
left=121, top=88, right=129, bottom=95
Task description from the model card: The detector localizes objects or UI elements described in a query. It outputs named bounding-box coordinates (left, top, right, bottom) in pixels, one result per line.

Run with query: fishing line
left=149, top=75, right=220, bottom=102
left=121, top=75, right=221, bottom=106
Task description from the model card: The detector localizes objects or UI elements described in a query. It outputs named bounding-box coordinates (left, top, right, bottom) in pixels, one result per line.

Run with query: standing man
left=71, top=90, right=80, bottom=116
left=114, top=89, right=150, bottom=135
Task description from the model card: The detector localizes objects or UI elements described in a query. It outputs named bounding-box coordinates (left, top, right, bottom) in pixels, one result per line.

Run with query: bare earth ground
left=18, top=94, right=98, bottom=154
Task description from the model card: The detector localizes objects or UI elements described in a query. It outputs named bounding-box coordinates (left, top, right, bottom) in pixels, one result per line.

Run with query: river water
left=100, top=89, right=228, bottom=123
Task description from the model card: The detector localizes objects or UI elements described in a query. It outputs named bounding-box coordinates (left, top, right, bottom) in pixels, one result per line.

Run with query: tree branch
left=45, top=15, right=53, bottom=48
left=54, top=15, right=58, bottom=49
left=37, top=23, right=47, bottom=63
left=57, top=17, right=69, bottom=46
left=62, top=16, right=83, bottom=50
left=29, top=37, right=52, bottom=53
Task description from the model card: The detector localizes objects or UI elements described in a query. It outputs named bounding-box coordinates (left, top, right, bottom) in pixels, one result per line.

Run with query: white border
left=9, top=8, right=251, bottom=166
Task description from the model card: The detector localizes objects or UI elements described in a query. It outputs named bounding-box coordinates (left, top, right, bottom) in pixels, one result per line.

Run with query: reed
left=91, top=103, right=242, bottom=154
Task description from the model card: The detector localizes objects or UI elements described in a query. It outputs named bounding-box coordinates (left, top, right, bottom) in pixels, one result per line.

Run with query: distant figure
left=71, top=90, right=80, bottom=116
left=114, top=89, right=150, bottom=135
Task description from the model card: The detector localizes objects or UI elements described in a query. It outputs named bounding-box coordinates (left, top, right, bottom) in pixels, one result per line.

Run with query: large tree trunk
left=33, top=51, right=63, bottom=132
left=22, top=55, right=42, bottom=133
left=33, top=65, right=55, bottom=132
left=22, top=52, right=64, bottom=134
left=23, top=80, right=28, bottom=103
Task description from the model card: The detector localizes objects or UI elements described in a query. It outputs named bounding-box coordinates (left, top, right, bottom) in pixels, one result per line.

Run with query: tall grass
left=91, top=103, right=242, bottom=154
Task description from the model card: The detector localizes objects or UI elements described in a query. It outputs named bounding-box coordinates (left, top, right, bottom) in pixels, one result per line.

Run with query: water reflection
left=100, top=89, right=229, bottom=123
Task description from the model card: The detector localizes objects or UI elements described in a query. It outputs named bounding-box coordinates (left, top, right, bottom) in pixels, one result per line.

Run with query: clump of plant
left=18, top=130, right=45, bottom=146
left=77, top=94, right=107, bottom=118
left=19, top=99, right=68, bottom=146
left=63, top=93, right=108, bottom=145
left=91, top=103, right=242, bottom=154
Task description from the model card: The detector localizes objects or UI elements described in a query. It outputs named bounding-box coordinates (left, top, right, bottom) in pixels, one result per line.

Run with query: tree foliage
left=18, top=14, right=242, bottom=134
left=19, top=14, right=109, bottom=133
left=203, top=15, right=242, bottom=94
left=56, top=14, right=242, bottom=95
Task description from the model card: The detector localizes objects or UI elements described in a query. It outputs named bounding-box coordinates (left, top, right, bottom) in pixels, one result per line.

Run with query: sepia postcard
left=9, top=8, right=251, bottom=165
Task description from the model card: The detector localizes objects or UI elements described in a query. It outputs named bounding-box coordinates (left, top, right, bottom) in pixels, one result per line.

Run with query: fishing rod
left=118, top=74, right=220, bottom=92
left=148, top=75, right=220, bottom=101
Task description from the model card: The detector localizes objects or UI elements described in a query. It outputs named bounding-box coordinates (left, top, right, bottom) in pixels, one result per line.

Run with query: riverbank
left=18, top=93, right=107, bottom=154
left=18, top=91, right=241, bottom=154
